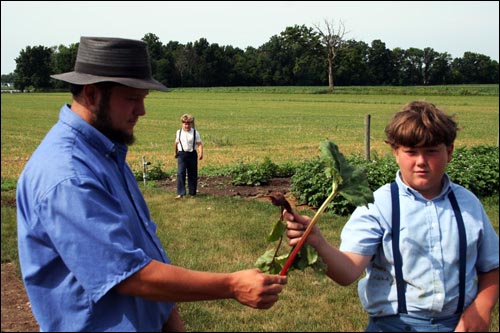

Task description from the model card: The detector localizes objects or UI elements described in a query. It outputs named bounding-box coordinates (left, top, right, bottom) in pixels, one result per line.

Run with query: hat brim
left=51, top=72, right=168, bottom=92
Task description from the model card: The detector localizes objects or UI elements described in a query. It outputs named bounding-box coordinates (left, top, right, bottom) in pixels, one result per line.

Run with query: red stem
left=279, top=223, right=313, bottom=276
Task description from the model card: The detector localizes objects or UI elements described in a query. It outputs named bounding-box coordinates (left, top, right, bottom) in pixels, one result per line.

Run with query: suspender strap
left=193, top=129, right=196, bottom=151
left=178, top=129, right=184, bottom=152
left=390, top=182, right=466, bottom=315
left=390, top=182, right=407, bottom=313
left=178, top=129, right=197, bottom=152
left=448, top=191, right=466, bottom=314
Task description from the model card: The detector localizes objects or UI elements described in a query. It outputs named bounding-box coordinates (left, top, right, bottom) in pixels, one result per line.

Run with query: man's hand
left=230, top=269, right=287, bottom=309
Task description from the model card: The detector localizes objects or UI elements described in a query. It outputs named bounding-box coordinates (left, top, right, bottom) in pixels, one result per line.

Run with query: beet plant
left=255, top=140, right=374, bottom=276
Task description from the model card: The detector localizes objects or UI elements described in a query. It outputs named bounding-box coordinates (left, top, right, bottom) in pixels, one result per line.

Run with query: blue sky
left=1, top=1, right=499, bottom=75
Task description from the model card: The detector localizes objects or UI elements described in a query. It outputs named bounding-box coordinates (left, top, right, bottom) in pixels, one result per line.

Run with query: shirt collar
left=59, top=104, right=128, bottom=161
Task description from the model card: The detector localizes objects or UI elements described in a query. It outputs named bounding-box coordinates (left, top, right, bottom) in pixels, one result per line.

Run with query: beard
left=93, top=90, right=136, bottom=146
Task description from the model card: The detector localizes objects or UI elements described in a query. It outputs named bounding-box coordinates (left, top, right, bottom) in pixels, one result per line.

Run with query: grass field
left=1, top=85, right=498, bottom=331
left=1, top=85, right=499, bottom=180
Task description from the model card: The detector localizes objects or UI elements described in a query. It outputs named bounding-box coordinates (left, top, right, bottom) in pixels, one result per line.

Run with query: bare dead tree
left=314, top=19, right=347, bottom=92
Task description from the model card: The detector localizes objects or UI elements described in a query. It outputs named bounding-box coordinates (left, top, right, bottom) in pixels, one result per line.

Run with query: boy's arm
left=456, top=268, right=499, bottom=332
left=174, top=133, right=179, bottom=158
left=197, top=142, right=203, bottom=160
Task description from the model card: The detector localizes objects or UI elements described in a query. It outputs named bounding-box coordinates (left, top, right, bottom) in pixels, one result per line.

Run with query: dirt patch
left=1, top=176, right=297, bottom=332
left=1, top=263, right=39, bottom=332
left=158, top=175, right=310, bottom=209
left=159, top=175, right=291, bottom=198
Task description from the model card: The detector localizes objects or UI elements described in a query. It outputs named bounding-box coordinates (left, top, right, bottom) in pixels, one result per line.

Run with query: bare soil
left=159, top=175, right=295, bottom=201
left=1, top=262, right=39, bottom=332
left=1, top=176, right=294, bottom=332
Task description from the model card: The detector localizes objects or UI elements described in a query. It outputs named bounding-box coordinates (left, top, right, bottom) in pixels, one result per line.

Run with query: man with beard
left=16, top=37, right=286, bottom=332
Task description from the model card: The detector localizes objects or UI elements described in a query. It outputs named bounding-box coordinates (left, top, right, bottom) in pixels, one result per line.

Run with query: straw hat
left=51, top=36, right=168, bottom=91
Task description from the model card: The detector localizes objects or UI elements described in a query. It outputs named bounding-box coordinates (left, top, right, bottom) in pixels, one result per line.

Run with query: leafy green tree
left=155, top=57, right=177, bottom=88
left=192, top=38, right=211, bottom=86
left=233, top=46, right=263, bottom=85
left=174, top=41, right=197, bottom=87
left=451, top=52, right=499, bottom=84
left=201, top=42, right=235, bottom=86
left=424, top=50, right=452, bottom=85
left=258, top=35, right=288, bottom=85
left=142, top=33, right=165, bottom=82
left=219, top=45, right=245, bottom=86
left=1, top=73, right=14, bottom=86
left=281, top=25, right=324, bottom=85
left=368, top=39, right=394, bottom=85
left=335, top=40, right=370, bottom=86
left=390, top=47, right=407, bottom=85
left=9, top=26, right=500, bottom=89
left=14, top=45, right=53, bottom=91
left=51, top=43, right=79, bottom=89
left=257, top=25, right=325, bottom=86
left=401, top=47, right=424, bottom=85
left=142, top=33, right=164, bottom=60
left=161, top=41, right=184, bottom=87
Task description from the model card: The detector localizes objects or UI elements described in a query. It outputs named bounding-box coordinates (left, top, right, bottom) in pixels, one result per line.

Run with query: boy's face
left=182, top=120, right=193, bottom=131
left=393, top=144, right=453, bottom=199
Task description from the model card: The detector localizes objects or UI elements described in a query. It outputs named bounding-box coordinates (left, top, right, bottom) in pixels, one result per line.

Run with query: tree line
left=3, top=24, right=499, bottom=91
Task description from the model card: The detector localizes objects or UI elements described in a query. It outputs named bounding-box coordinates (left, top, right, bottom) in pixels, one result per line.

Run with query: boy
left=285, top=101, right=499, bottom=331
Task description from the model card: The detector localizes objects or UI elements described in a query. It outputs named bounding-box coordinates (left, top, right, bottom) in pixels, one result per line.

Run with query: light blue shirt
left=17, top=105, right=175, bottom=331
left=339, top=172, right=499, bottom=318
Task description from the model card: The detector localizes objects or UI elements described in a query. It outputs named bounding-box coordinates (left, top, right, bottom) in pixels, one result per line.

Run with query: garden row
left=135, top=145, right=498, bottom=216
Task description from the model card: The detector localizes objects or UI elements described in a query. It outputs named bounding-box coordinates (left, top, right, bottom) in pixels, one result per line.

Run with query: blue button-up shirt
left=339, top=172, right=499, bottom=318
left=17, top=105, right=174, bottom=331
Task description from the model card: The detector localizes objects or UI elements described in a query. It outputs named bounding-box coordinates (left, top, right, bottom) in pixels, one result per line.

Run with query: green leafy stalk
left=280, top=140, right=373, bottom=276
left=257, top=140, right=374, bottom=276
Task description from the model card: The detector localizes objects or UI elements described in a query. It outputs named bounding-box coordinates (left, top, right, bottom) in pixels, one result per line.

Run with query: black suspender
left=192, top=129, right=196, bottom=151
left=178, top=129, right=196, bottom=152
left=390, top=182, right=407, bottom=313
left=390, top=182, right=466, bottom=314
left=177, top=129, right=184, bottom=152
left=448, top=190, right=467, bottom=314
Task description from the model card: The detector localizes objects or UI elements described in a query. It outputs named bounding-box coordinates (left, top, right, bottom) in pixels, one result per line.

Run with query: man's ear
left=82, top=84, right=99, bottom=109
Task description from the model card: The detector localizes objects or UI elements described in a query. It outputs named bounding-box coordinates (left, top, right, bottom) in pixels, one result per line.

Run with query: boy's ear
left=447, top=144, right=454, bottom=163
left=391, top=146, right=399, bottom=156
